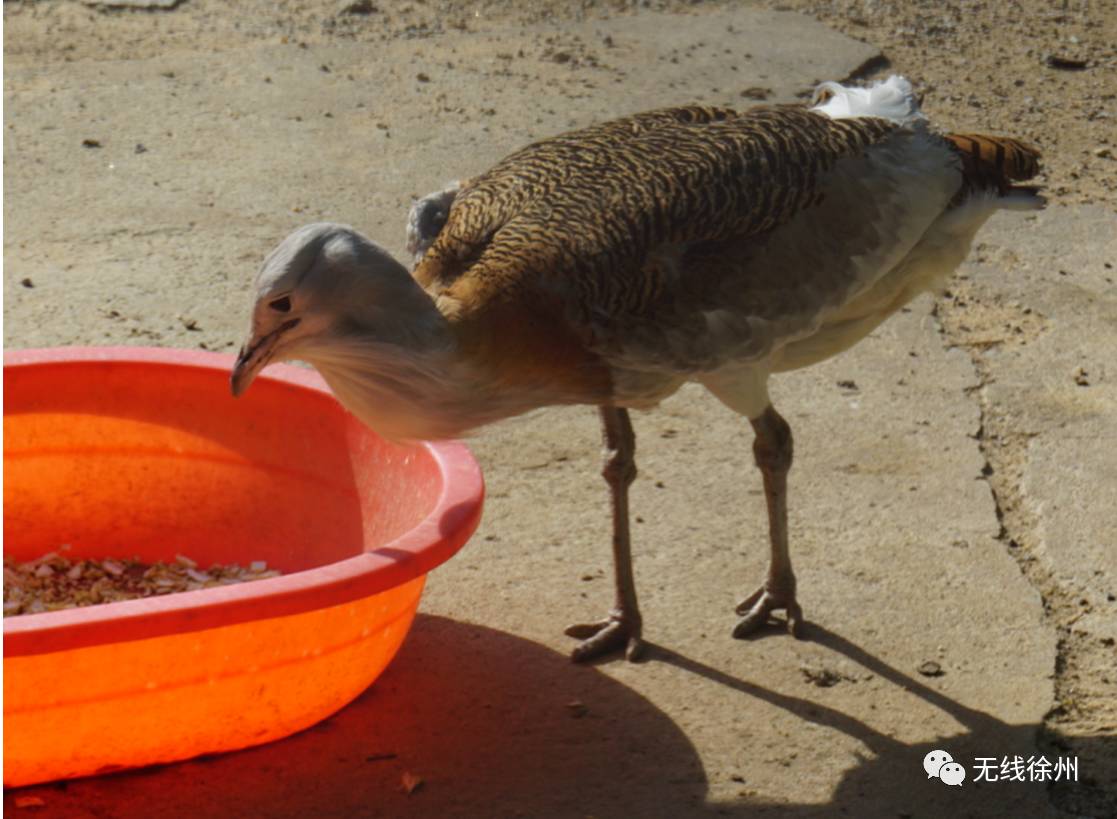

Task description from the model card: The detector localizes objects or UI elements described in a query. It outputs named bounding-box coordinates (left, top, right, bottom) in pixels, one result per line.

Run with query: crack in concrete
left=933, top=293, right=1116, bottom=817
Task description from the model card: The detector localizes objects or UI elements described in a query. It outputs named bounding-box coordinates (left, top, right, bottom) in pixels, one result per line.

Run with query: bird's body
left=233, top=76, right=1042, bottom=660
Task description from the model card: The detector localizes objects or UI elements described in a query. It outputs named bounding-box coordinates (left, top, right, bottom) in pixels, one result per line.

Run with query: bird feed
left=3, top=550, right=281, bottom=616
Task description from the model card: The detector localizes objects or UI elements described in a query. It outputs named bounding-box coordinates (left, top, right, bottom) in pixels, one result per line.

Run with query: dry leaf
left=401, top=771, right=424, bottom=795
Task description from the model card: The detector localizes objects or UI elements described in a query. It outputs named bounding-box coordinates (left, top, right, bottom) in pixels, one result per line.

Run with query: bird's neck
left=301, top=293, right=540, bottom=441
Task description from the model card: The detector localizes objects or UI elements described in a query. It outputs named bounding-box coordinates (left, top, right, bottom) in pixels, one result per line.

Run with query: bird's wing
left=413, top=104, right=741, bottom=288
left=415, top=104, right=963, bottom=374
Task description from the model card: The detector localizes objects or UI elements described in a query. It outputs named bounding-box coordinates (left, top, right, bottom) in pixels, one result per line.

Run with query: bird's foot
left=564, top=611, right=645, bottom=662
left=733, top=585, right=804, bottom=638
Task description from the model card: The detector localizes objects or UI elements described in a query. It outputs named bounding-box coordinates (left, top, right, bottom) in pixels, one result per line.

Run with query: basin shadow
left=7, top=620, right=1112, bottom=818
left=5, top=615, right=708, bottom=819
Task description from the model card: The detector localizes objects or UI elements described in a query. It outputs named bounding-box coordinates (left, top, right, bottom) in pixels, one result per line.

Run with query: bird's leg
left=564, top=406, right=646, bottom=662
left=734, top=404, right=804, bottom=638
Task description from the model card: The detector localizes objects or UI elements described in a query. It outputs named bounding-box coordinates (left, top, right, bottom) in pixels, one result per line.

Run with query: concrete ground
left=3, top=3, right=1115, bottom=817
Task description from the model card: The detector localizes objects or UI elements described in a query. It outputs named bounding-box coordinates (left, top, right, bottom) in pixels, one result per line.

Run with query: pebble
left=339, top=0, right=377, bottom=14
left=917, top=660, right=945, bottom=677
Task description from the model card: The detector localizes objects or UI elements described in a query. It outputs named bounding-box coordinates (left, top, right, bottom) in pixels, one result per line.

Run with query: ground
left=3, top=1, right=1115, bottom=817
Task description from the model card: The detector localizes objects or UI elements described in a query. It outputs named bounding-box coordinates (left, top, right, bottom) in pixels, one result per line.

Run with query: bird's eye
left=269, top=295, right=292, bottom=313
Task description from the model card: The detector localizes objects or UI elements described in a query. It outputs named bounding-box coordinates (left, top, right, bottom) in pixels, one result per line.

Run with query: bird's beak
left=230, top=318, right=300, bottom=397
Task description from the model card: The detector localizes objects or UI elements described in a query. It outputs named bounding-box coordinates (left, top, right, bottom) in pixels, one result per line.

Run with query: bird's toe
left=563, top=620, right=612, bottom=641
left=732, top=608, right=770, bottom=638
left=732, top=587, right=805, bottom=639
left=785, top=600, right=805, bottom=638
left=734, top=587, right=765, bottom=616
left=565, top=615, right=644, bottom=662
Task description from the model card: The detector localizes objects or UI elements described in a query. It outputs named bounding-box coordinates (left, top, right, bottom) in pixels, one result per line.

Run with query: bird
left=231, top=75, right=1042, bottom=663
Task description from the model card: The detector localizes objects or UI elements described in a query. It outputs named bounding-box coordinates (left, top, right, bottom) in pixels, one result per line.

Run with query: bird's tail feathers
left=945, top=133, right=1045, bottom=210
left=810, top=75, right=925, bottom=126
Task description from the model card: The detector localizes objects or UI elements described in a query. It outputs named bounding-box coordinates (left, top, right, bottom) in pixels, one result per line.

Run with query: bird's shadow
left=649, top=624, right=1111, bottom=817
left=6, top=617, right=1110, bottom=818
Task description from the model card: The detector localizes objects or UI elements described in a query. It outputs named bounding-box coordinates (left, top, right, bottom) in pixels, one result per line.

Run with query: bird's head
left=230, top=222, right=431, bottom=397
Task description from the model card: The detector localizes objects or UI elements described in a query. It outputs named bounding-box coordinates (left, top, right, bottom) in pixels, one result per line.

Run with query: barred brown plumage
left=944, top=132, right=1043, bottom=200
left=232, top=75, right=1043, bottom=662
left=417, top=106, right=898, bottom=315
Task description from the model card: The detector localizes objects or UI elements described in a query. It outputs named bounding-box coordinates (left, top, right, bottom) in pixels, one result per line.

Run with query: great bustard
left=231, top=76, right=1042, bottom=662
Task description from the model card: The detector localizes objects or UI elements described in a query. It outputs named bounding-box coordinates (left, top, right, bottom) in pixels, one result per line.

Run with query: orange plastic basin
left=3, top=347, right=484, bottom=787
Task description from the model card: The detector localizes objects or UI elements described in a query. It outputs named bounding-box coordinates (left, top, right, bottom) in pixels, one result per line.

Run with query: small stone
left=801, top=666, right=848, bottom=687
left=1045, top=54, right=1088, bottom=70
left=339, top=0, right=377, bottom=13
left=917, top=660, right=945, bottom=677
left=566, top=699, right=588, bottom=718
left=81, top=138, right=102, bottom=148
left=81, top=0, right=180, bottom=6
left=416, top=72, right=430, bottom=83
left=20, top=277, right=34, bottom=288
left=1093, top=147, right=1112, bottom=159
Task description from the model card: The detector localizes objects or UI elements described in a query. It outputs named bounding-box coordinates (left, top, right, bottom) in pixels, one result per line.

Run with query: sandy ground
left=3, top=1, right=1116, bottom=817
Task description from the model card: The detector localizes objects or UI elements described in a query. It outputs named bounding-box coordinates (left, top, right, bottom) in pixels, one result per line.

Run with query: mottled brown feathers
left=943, top=132, right=1042, bottom=198
left=415, top=105, right=897, bottom=322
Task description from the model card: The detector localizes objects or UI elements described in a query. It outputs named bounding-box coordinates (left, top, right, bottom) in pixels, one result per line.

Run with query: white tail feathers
left=810, top=75, right=925, bottom=126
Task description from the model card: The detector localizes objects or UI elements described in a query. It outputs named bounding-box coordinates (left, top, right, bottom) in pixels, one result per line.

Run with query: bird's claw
left=733, top=586, right=804, bottom=638
left=564, top=615, right=645, bottom=662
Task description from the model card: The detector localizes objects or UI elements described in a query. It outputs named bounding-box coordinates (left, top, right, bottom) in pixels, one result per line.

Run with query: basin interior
left=3, top=352, right=468, bottom=787
left=4, top=357, right=442, bottom=572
